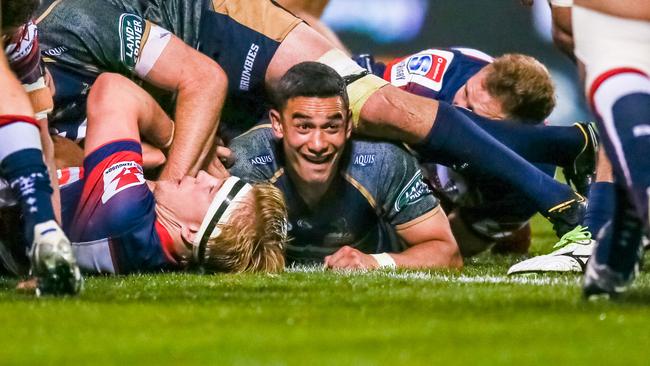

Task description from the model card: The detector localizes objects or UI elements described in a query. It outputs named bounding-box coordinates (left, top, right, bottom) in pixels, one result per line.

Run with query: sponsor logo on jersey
left=101, top=161, right=145, bottom=204
left=390, top=49, right=454, bottom=92
left=43, top=46, right=69, bottom=57
left=240, top=43, right=260, bottom=91
left=394, top=171, right=432, bottom=212
left=250, top=154, right=273, bottom=165
left=353, top=154, right=376, bottom=167
left=6, top=22, right=37, bottom=63
left=119, top=14, right=145, bottom=70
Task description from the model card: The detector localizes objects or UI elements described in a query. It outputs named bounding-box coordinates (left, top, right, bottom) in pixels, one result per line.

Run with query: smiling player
left=229, top=62, right=461, bottom=269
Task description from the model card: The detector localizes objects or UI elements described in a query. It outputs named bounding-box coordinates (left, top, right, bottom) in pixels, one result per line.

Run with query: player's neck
left=287, top=169, right=335, bottom=208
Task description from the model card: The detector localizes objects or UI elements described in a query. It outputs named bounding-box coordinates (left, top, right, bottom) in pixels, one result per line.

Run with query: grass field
left=1, top=216, right=649, bottom=366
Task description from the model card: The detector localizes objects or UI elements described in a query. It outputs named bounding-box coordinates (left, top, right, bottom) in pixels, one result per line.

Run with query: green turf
left=1, top=216, right=649, bottom=366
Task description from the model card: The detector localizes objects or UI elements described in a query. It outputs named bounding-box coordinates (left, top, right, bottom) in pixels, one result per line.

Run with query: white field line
left=287, top=265, right=580, bottom=286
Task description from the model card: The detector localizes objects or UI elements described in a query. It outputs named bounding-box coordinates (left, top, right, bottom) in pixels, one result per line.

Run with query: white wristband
left=371, top=253, right=397, bottom=269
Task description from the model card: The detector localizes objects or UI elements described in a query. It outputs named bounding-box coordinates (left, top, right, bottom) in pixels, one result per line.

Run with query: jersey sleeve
left=37, top=0, right=170, bottom=79
left=376, top=145, right=440, bottom=228
left=228, top=126, right=280, bottom=183
left=5, top=21, right=52, bottom=118
left=68, top=140, right=172, bottom=273
left=71, top=140, right=151, bottom=239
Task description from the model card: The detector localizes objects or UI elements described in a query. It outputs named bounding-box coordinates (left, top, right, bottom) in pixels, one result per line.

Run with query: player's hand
left=205, top=138, right=234, bottom=179
left=324, top=246, right=379, bottom=270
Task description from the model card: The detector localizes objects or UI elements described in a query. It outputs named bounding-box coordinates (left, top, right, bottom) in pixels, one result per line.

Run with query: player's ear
left=269, top=109, right=284, bottom=139
left=345, top=109, right=353, bottom=138
left=180, top=224, right=198, bottom=245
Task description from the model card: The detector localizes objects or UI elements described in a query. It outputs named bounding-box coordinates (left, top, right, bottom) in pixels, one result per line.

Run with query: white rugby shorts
left=573, top=5, right=650, bottom=91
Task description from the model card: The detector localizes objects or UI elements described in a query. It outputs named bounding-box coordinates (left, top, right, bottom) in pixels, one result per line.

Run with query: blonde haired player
left=56, top=73, right=287, bottom=274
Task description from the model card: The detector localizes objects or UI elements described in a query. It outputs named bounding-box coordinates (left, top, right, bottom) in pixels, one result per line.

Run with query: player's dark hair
left=271, top=61, right=349, bottom=112
left=2, top=0, right=41, bottom=34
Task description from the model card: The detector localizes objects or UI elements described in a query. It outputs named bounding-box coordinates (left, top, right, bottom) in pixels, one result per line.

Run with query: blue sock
left=593, top=186, right=644, bottom=275
left=607, top=93, right=650, bottom=225
left=0, top=149, right=55, bottom=246
left=458, top=109, right=585, bottom=167
left=413, top=102, right=576, bottom=212
left=583, top=182, right=615, bottom=237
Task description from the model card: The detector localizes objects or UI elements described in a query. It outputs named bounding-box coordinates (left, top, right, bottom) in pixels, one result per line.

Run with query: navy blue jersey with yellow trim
left=228, top=126, right=440, bottom=264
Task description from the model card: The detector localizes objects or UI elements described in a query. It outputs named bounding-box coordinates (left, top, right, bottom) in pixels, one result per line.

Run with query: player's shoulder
left=228, top=124, right=280, bottom=181
left=450, top=47, right=494, bottom=63
left=348, top=138, right=414, bottom=167
left=345, top=138, right=417, bottom=186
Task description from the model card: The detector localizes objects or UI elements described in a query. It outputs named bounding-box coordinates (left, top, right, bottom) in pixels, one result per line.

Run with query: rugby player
left=524, top=0, right=650, bottom=295
left=1, top=0, right=81, bottom=295
left=229, top=62, right=461, bottom=270
left=354, top=48, right=597, bottom=255
left=57, top=73, right=287, bottom=274
left=35, top=0, right=585, bottom=237
left=570, top=0, right=650, bottom=297
left=38, top=0, right=228, bottom=181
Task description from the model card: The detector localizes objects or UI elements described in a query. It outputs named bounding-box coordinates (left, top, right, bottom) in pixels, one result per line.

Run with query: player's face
left=154, top=170, right=225, bottom=229
left=271, top=96, right=351, bottom=187
left=452, top=67, right=506, bottom=120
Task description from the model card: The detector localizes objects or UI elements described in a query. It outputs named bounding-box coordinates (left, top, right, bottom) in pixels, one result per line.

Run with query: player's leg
left=268, top=23, right=583, bottom=235
left=573, top=5, right=649, bottom=296
left=457, top=110, right=598, bottom=194
left=507, top=149, right=613, bottom=275
left=575, top=6, right=650, bottom=230
left=0, top=52, right=81, bottom=295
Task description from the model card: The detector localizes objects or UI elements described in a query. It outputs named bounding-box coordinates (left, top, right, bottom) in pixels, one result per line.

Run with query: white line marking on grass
left=287, top=265, right=580, bottom=286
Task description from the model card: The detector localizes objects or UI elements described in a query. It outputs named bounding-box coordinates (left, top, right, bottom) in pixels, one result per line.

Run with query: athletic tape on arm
left=317, top=49, right=388, bottom=128
left=135, top=24, right=172, bottom=78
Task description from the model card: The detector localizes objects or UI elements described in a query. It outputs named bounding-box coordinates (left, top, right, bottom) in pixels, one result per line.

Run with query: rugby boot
left=563, top=123, right=598, bottom=196
left=545, top=194, right=587, bottom=237
left=583, top=206, right=645, bottom=299
left=508, top=225, right=593, bottom=274
left=30, top=220, right=83, bottom=296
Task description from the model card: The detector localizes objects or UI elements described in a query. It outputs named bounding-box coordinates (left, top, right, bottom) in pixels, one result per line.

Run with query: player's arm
left=391, top=208, right=462, bottom=269
left=137, top=31, right=228, bottom=180
left=84, top=73, right=174, bottom=155
left=324, top=208, right=462, bottom=270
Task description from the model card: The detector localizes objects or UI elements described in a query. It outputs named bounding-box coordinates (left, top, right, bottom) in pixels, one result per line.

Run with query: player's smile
left=272, top=96, right=351, bottom=188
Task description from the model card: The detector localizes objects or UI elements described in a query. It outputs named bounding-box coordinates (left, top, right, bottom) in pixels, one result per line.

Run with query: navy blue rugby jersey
left=228, top=126, right=441, bottom=264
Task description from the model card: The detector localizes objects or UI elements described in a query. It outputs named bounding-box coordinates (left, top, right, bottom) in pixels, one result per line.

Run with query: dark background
left=321, top=0, right=591, bottom=125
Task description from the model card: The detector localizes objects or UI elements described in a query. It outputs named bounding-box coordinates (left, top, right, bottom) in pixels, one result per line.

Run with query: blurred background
left=319, top=0, right=591, bottom=126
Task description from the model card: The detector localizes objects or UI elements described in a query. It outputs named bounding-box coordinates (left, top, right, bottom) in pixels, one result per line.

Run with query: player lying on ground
left=54, top=73, right=287, bottom=274
left=0, top=0, right=81, bottom=296
left=229, top=62, right=462, bottom=270
left=354, top=48, right=598, bottom=255
left=35, top=0, right=585, bottom=237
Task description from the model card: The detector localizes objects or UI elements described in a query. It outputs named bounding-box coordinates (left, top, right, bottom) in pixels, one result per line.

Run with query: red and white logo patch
left=389, top=49, right=455, bottom=92
left=101, top=161, right=145, bottom=203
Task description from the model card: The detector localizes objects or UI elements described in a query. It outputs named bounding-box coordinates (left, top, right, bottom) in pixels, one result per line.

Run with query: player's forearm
left=391, top=241, right=463, bottom=269
left=160, top=67, right=227, bottom=180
